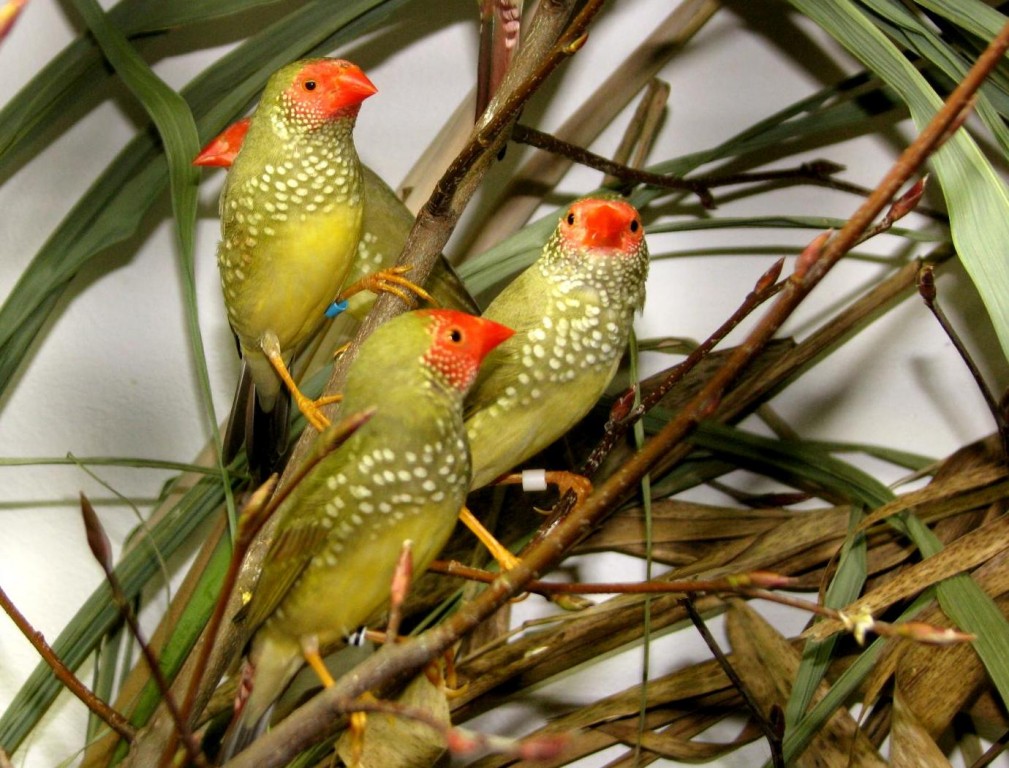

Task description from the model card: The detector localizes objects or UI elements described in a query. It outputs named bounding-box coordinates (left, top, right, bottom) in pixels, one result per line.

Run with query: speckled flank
left=238, top=311, right=507, bottom=696
left=264, top=413, right=469, bottom=631
left=489, top=220, right=645, bottom=415
left=218, top=115, right=362, bottom=327
left=465, top=198, right=650, bottom=488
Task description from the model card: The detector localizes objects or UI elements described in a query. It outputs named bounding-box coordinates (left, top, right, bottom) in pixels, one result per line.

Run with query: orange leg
left=301, top=635, right=371, bottom=767
left=458, top=506, right=520, bottom=572
left=261, top=332, right=340, bottom=432
left=496, top=469, right=593, bottom=510
left=338, top=265, right=437, bottom=307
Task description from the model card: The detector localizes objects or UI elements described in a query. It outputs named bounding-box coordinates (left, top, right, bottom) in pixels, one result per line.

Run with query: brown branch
left=684, top=597, right=785, bottom=768
left=511, top=123, right=715, bottom=206
left=0, top=582, right=135, bottom=743
left=430, top=562, right=972, bottom=646
left=918, top=263, right=1009, bottom=459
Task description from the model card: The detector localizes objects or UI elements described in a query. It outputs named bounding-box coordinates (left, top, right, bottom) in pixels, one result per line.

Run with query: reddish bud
left=446, top=727, right=483, bottom=756
left=755, top=258, right=785, bottom=295
left=895, top=621, right=975, bottom=645
left=80, top=493, right=113, bottom=575
left=793, top=230, right=832, bottom=280
left=917, top=265, right=937, bottom=305
left=888, top=176, right=928, bottom=222
left=609, top=386, right=637, bottom=422
left=517, top=733, right=571, bottom=760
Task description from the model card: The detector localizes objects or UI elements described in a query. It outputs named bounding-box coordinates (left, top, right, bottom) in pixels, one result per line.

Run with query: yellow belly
left=222, top=203, right=362, bottom=353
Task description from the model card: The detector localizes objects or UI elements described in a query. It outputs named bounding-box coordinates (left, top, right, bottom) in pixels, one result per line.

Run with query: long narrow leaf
left=0, top=0, right=408, bottom=396
left=788, top=0, right=1009, bottom=377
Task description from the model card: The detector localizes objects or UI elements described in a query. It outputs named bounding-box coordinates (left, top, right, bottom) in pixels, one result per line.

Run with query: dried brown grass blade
left=725, top=599, right=887, bottom=767
left=805, top=510, right=1009, bottom=642
left=464, top=643, right=767, bottom=768
left=891, top=597, right=1005, bottom=738
left=890, top=688, right=953, bottom=768
left=603, top=78, right=671, bottom=186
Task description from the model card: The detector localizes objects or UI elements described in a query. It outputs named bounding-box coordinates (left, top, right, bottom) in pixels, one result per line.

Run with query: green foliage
left=3, top=2, right=1009, bottom=766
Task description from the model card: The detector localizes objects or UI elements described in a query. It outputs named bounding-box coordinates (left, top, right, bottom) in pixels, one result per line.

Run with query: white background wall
left=0, top=1, right=1004, bottom=766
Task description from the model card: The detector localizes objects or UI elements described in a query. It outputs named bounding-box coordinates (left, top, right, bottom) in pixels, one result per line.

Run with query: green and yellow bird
left=465, top=197, right=650, bottom=492
left=221, top=308, right=514, bottom=757
left=201, top=58, right=376, bottom=470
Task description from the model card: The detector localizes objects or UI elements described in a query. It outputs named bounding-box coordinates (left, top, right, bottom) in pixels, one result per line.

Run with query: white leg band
left=521, top=469, right=548, bottom=492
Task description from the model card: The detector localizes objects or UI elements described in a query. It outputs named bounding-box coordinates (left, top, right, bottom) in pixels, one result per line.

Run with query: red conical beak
left=470, top=316, right=515, bottom=362
left=324, top=61, right=378, bottom=112
left=577, top=199, right=638, bottom=249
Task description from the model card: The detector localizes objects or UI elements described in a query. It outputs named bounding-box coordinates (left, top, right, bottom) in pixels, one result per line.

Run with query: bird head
left=276, top=58, right=378, bottom=131
left=418, top=309, right=514, bottom=393
left=558, top=198, right=644, bottom=256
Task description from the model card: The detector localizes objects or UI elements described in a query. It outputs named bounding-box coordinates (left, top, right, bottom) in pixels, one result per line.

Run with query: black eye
left=449, top=328, right=463, bottom=343
left=566, top=213, right=575, bottom=225
left=630, top=219, right=640, bottom=233
left=304, top=80, right=317, bottom=91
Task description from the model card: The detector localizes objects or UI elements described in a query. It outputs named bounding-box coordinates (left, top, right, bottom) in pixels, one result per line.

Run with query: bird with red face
left=207, top=58, right=376, bottom=471
left=464, top=197, right=650, bottom=491
left=220, top=308, right=514, bottom=757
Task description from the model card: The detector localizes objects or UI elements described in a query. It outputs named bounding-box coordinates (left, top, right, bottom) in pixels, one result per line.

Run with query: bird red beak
left=325, top=62, right=378, bottom=112
left=579, top=200, right=635, bottom=248
left=472, top=317, right=515, bottom=362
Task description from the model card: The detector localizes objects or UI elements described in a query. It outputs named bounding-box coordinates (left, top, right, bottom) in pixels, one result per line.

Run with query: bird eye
left=449, top=328, right=463, bottom=343
left=566, top=213, right=575, bottom=226
left=630, top=219, right=640, bottom=233
left=304, top=80, right=317, bottom=91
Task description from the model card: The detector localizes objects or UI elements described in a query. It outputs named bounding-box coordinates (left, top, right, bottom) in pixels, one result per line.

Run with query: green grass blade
left=69, top=0, right=234, bottom=527
left=789, top=0, right=1009, bottom=368
left=0, top=0, right=294, bottom=176
left=859, top=0, right=1009, bottom=154
left=770, top=591, right=934, bottom=766
left=0, top=0, right=407, bottom=396
left=0, top=474, right=235, bottom=753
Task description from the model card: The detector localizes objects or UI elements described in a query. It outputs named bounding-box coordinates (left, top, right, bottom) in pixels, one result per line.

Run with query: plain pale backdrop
left=0, top=1, right=1005, bottom=766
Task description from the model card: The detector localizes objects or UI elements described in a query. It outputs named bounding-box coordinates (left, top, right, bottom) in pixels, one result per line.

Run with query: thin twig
left=918, top=264, right=1009, bottom=459
left=511, top=123, right=714, bottom=205
left=684, top=597, right=785, bottom=768
left=0, top=582, right=135, bottom=743
left=80, top=494, right=204, bottom=766
left=968, top=727, right=1009, bottom=768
